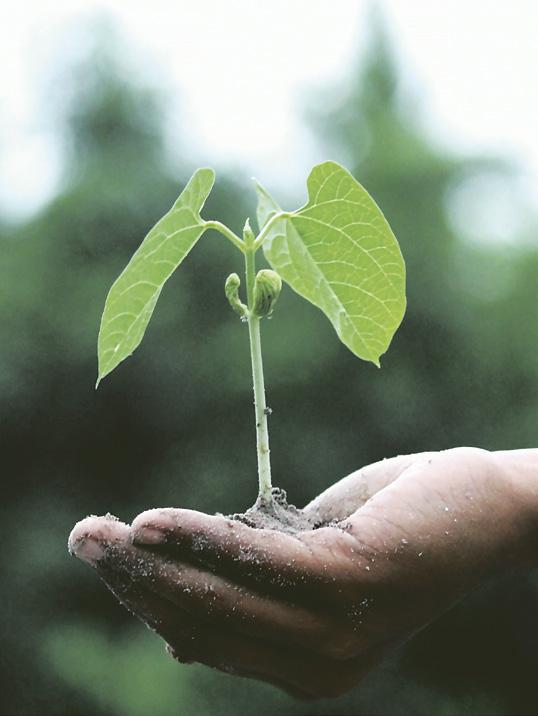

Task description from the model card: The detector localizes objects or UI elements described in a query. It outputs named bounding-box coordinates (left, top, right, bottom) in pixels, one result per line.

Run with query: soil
left=228, top=487, right=323, bottom=535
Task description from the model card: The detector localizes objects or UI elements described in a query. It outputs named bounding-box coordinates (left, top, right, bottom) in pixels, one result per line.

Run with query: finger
left=303, top=452, right=438, bottom=523
left=129, top=456, right=437, bottom=601
left=129, top=455, right=439, bottom=591
left=68, top=513, right=129, bottom=562
left=103, top=531, right=362, bottom=658
left=97, top=563, right=201, bottom=662
left=70, top=515, right=369, bottom=656
left=131, top=508, right=373, bottom=601
left=69, top=519, right=391, bottom=697
left=68, top=515, right=199, bottom=661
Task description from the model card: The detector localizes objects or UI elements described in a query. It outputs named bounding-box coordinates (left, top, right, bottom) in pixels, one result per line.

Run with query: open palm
left=69, top=447, right=538, bottom=698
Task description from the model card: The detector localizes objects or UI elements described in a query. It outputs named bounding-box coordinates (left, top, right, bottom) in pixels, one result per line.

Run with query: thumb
left=303, top=452, right=438, bottom=524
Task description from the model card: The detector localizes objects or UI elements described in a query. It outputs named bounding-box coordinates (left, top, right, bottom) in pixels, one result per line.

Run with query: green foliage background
left=1, top=17, right=538, bottom=716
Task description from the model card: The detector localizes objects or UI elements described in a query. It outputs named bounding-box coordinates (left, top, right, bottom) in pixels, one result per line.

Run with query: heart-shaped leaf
left=97, top=168, right=215, bottom=385
left=256, top=161, right=405, bottom=365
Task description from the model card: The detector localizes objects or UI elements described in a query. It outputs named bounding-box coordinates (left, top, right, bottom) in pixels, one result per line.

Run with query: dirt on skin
left=229, top=487, right=323, bottom=534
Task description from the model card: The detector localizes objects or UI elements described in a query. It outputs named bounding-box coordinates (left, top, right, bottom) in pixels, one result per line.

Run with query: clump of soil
left=229, top=487, right=322, bottom=535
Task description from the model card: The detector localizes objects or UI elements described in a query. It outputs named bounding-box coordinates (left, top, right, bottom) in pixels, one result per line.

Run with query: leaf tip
left=369, top=353, right=381, bottom=369
left=95, top=357, right=112, bottom=389
left=201, top=166, right=216, bottom=181
left=311, top=159, right=345, bottom=173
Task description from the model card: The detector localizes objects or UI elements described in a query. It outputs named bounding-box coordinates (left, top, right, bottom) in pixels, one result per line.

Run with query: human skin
left=68, top=447, right=538, bottom=699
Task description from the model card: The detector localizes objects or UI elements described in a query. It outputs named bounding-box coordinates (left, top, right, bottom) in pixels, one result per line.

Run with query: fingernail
left=71, top=537, right=105, bottom=566
left=133, top=527, right=166, bottom=545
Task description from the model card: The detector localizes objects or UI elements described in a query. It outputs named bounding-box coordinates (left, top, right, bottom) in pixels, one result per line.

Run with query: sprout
left=97, top=162, right=406, bottom=507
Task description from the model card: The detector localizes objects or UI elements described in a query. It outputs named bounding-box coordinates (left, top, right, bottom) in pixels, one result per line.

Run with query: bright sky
left=1, top=0, right=537, bottom=225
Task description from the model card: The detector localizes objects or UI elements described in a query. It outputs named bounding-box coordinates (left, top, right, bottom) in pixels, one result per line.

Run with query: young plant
left=97, top=162, right=406, bottom=513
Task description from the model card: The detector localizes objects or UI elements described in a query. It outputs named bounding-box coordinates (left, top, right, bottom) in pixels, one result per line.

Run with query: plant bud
left=243, top=218, right=255, bottom=244
left=252, top=270, right=282, bottom=318
left=225, top=273, right=248, bottom=318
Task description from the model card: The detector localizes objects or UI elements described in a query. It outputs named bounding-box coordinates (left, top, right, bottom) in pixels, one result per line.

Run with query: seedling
left=97, top=161, right=406, bottom=520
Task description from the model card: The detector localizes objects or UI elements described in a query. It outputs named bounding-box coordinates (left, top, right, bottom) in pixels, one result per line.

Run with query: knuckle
left=444, top=446, right=493, bottom=465
left=442, top=446, right=502, bottom=483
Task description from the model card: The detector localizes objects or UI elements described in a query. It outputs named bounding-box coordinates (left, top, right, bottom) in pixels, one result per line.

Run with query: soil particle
left=229, top=487, right=322, bottom=535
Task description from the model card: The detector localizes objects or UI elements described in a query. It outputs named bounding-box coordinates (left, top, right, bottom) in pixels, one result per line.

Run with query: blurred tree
left=1, top=10, right=538, bottom=716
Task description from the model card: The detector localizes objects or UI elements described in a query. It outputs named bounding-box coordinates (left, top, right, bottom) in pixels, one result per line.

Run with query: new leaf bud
left=243, top=218, right=255, bottom=244
left=225, top=273, right=248, bottom=319
left=252, top=269, right=282, bottom=319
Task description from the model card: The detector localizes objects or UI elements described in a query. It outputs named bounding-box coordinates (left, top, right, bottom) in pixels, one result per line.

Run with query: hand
left=68, top=447, right=538, bottom=699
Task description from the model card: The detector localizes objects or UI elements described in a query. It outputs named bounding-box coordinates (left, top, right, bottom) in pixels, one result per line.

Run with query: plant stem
left=252, top=211, right=290, bottom=250
left=244, top=241, right=273, bottom=507
left=205, top=221, right=245, bottom=251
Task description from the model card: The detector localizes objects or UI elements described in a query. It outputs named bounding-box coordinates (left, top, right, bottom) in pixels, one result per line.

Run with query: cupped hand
left=68, top=447, right=538, bottom=699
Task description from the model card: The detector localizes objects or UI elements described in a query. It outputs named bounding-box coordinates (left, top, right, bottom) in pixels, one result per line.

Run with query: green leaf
left=97, top=168, right=215, bottom=385
left=255, top=179, right=280, bottom=231
left=255, top=161, right=406, bottom=366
